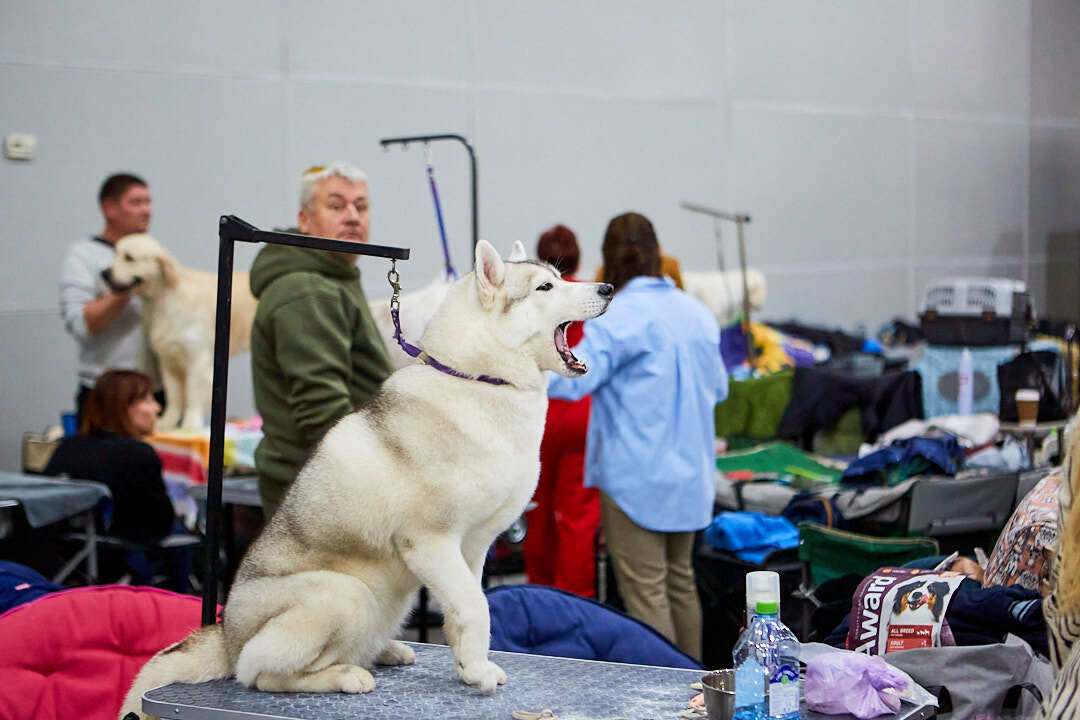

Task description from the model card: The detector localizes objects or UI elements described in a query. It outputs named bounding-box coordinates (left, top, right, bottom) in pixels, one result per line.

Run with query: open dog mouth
left=100, top=268, right=141, bottom=292
left=555, top=322, right=586, bottom=374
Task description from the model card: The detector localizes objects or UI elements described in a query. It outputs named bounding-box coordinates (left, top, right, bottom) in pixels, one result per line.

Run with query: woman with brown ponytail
left=547, top=212, right=729, bottom=660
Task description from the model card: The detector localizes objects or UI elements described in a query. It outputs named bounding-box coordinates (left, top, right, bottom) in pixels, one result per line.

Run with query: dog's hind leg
left=234, top=574, right=386, bottom=693
left=237, top=607, right=376, bottom=693
left=253, top=664, right=375, bottom=693
left=397, top=536, right=505, bottom=692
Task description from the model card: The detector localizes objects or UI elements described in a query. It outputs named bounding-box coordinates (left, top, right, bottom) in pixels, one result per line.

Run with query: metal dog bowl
left=701, top=669, right=735, bottom=720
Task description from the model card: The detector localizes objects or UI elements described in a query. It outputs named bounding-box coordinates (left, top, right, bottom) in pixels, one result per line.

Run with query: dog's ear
left=928, top=582, right=950, bottom=619
left=156, top=255, right=179, bottom=287
left=507, top=241, right=527, bottom=263
left=892, top=581, right=917, bottom=614
left=474, top=239, right=505, bottom=306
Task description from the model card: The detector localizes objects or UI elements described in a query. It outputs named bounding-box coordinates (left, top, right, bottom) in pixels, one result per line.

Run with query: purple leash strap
left=387, top=263, right=508, bottom=386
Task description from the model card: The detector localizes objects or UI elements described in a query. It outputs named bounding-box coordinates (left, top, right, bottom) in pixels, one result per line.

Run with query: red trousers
left=523, top=394, right=600, bottom=598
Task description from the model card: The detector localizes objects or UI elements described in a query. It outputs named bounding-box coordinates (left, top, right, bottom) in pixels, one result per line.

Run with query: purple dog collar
left=390, top=307, right=509, bottom=387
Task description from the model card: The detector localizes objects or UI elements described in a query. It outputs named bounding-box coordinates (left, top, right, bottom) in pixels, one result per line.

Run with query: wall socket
left=4, top=133, right=37, bottom=161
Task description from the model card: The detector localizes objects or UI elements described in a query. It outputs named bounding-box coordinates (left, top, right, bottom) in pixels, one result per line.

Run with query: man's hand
left=83, top=290, right=132, bottom=335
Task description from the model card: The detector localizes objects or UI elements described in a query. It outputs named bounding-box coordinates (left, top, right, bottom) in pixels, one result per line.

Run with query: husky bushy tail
left=119, top=625, right=230, bottom=719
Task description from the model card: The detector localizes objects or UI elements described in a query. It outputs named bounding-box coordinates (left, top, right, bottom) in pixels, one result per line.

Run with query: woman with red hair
left=44, top=369, right=189, bottom=589
left=522, top=224, right=601, bottom=597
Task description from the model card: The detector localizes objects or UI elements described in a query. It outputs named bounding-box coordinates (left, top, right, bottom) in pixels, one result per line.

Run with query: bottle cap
left=755, top=600, right=778, bottom=615
left=746, top=570, right=781, bottom=612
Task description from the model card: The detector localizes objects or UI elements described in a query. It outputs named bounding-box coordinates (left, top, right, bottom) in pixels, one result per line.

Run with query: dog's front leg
left=396, top=535, right=505, bottom=692
left=180, top=357, right=211, bottom=430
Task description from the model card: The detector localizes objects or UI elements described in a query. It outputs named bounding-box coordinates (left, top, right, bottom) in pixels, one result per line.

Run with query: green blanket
left=715, top=441, right=846, bottom=484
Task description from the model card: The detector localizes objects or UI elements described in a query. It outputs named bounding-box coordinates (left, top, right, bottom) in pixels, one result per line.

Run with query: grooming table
left=142, top=642, right=933, bottom=720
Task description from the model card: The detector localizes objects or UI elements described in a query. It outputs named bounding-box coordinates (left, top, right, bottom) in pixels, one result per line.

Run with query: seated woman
left=44, top=369, right=191, bottom=591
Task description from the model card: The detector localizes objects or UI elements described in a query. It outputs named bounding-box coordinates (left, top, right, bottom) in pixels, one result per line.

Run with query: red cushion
left=0, top=585, right=211, bottom=720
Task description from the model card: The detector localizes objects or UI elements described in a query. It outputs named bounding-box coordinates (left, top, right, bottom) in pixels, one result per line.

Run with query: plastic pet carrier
left=919, top=277, right=1034, bottom=346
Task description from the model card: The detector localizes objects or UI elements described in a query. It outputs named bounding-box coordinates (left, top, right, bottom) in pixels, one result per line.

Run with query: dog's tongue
left=554, top=323, right=587, bottom=373
left=555, top=323, right=570, bottom=355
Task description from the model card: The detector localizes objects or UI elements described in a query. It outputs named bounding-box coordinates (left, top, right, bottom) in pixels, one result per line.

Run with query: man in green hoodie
left=249, top=162, right=394, bottom=519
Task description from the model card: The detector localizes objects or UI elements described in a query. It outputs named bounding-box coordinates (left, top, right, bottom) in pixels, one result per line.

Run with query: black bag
left=997, top=350, right=1069, bottom=422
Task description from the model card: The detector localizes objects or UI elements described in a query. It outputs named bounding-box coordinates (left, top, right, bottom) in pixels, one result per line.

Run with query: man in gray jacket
left=59, top=173, right=152, bottom=426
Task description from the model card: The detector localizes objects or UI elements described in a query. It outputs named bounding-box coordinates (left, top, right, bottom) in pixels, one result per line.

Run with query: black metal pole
left=202, top=216, right=409, bottom=624
left=203, top=219, right=234, bottom=625
left=380, top=133, right=478, bottom=253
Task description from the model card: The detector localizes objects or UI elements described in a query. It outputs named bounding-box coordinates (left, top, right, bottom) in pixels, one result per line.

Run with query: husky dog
left=119, top=240, right=613, bottom=718
left=104, top=233, right=258, bottom=430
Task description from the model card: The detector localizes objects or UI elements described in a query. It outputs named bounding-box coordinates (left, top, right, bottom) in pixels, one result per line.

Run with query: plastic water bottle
left=733, top=573, right=801, bottom=720
left=744, top=570, right=779, bottom=628
left=957, top=347, right=973, bottom=415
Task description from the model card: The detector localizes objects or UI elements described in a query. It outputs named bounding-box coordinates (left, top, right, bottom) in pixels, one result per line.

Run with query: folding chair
left=796, top=522, right=939, bottom=638
left=61, top=523, right=202, bottom=590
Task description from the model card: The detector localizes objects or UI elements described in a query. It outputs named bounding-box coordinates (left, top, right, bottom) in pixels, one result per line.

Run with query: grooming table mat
left=143, top=642, right=932, bottom=719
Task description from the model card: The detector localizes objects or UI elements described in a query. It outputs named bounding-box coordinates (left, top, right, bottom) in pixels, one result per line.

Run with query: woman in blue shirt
left=548, top=212, right=728, bottom=660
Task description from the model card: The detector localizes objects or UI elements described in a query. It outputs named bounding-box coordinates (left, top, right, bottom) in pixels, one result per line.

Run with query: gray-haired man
left=249, top=163, right=394, bottom=518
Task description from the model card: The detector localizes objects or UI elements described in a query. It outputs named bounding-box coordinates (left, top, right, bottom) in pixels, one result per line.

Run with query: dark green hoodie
left=249, top=243, right=392, bottom=507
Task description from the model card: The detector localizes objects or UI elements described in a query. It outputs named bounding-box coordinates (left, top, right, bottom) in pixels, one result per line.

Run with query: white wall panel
left=731, top=0, right=909, bottom=109
left=760, top=268, right=909, bottom=329
left=909, top=0, right=1030, bottom=118
left=472, top=0, right=723, bottom=101
left=732, top=107, right=908, bottom=267
left=913, top=118, right=1027, bottom=259
left=0, top=313, right=78, bottom=472
left=0, top=0, right=282, bottom=77
left=1029, top=126, right=1080, bottom=258
left=1031, top=0, right=1080, bottom=119
left=472, top=90, right=727, bottom=276
left=284, top=0, right=472, bottom=86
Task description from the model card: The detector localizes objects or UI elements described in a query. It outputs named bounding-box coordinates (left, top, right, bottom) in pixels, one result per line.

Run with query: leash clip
left=387, top=259, right=401, bottom=312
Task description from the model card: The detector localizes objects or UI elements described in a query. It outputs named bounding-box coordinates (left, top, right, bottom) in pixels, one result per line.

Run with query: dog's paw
left=336, top=665, right=376, bottom=694
left=376, top=640, right=416, bottom=666
left=456, top=659, right=506, bottom=693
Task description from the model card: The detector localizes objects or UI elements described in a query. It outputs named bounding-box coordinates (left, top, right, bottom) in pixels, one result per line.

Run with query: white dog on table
left=104, top=233, right=257, bottom=430
left=119, top=240, right=613, bottom=718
